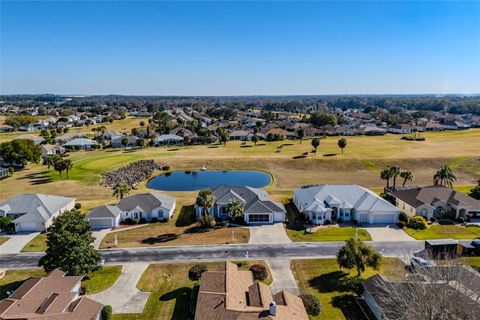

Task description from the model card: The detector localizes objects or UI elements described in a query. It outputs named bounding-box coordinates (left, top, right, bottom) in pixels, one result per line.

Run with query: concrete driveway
left=249, top=223, right=291, bottom=244
left=92, top=229, right=112, bottom=249
left=88, top=263, right=150, bottom=314
left=0, top=232, right=40, bottom=255
left=267, top=259, right=299, bottom=295
left=364, top=224, right=415, bottom=241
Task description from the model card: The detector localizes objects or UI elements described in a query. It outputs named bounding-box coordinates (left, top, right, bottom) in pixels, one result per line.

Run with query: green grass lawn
left=0, top=269, right=45, bottom=299
left=82, top=265, right=122, bottom=294
left=21, top=233, right=47, bottom=252
left=287, top=227, right=372, bottom=242
left=292, top=258, right=405, bottom=320
left=404, top=224, right=480, bottom=240
left=113, top=261, right=271, bottom=320
left=0, top=236, right=10, bottom=246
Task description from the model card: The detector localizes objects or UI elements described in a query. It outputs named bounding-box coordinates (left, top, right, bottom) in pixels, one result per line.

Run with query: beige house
left=388, top=185, right=480, bottom=219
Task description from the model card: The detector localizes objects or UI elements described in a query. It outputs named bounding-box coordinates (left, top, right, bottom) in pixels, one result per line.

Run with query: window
left=248, top=214, right=270, bottom=223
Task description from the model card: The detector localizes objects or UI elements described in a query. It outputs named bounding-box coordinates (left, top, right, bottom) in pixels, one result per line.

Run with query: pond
left=146, top=170, right=271, bottom=191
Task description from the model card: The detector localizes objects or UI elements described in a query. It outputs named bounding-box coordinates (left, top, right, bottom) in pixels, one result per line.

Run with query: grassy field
left=287, top=227, right=372, bottom=242
left=292, top=258, right=405, bottom=320
left=82, top=265, right=122, bottom=294
left=113, top=261, right=271, bottom=320
left=0, top=237, right=10, bottom=246
left=0, top=129, right=479, bottom=216
left=21, top=233, right=47, bottom=252
left=404, top=224, right=480, bottom=240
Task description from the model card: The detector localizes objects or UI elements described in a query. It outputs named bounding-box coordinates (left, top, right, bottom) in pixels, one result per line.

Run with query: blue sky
left=1, top=1, right=479, bottom=95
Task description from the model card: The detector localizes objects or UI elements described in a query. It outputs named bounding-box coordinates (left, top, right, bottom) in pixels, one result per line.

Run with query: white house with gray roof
left=63, top=138, right=98, bottom=149
left=0, top=194, right=76, bottom=232
left=195, top=186, right=286, bottom=224
left=293, top=184, right=400, bottom=225
left=86, top=193, right=176, bottom=228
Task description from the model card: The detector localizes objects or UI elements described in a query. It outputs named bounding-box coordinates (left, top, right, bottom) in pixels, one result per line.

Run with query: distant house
left=63, top=138, right=98, bottom=149
left=54, top=132, right=88, bottom=144
left=0, top=268, right=103, bottom=320
left=0, top=125, right=14, bottom=132
left=388, top=124, right=418, bottom=134
left=229, top=130, right=251, bottom=141
left=195, top=262, right=309, bottom=320
left=357, top=126, right=386, bottom=136
left=442, top=120, right=471, bottom=130
left=387, top=185, right=480, bottom=219
left=419, top=121, right=444, bottom=132
left=195, top=186, right=286, bottom=224
left=102, top=130, right=123, bottom=140
left=263, top=128, right=295, bottom=139
left=17, top=134, right=44, bottom=145
left=18, top=124, right=37, bottom=132
left=0, top=167, right=9, bottom=178
left=0, top=194, right=76, bottom=232
left=111, top=135, right=138, bottom=148
left=41, top=144, right=65, bottom=157
left=154, top=134, right=183, bottom=145
left=333, top=125, right=355, bottom=136
left=86, top=193, right=176, bottom=228
left=293, top=184, right=400, bottom=224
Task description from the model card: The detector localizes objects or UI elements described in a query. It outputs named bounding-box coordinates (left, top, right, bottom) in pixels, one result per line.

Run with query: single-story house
left=0, top=269, right=103, bottom=320
left=387, top=185, right=480, bottom=219
left=86, top=192, right=176, bottom=228
left=17, top=134, right=44, bottom=145
left=111, top=135, right=138, bottom=148
left=293, top=184, right=400, bottom=224
left=0, top=194, right=76, bottom=232
left=195, top=262, right=308, bottom=320
left=195, top=186, right=286, bottom=224
left=387, top=124, right=418, bottom=134
left=102, top=130, right=123, bottom=140
left=154, top=134, right=183, bottom=145
left=41, top=144, right=65, bottom=157
left=229, top=130, right=251, bottom=141
left=54, top=132, right=87, bottom=144
left=0, top=125, right=14, bottom=132
left=63, top=138, right=98, bottom=149
left=0, top=167, right=9, bottom=178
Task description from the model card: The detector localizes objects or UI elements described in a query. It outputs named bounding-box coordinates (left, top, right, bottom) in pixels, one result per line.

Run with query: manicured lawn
left=113, top=261, right=271, bottom=320
left=465, top=224, right=480, bottom=236
left=100, top=223, right=249, bottom=249
left=404, top=224, right=480, bottom=240
left=21, top=233, right=47, bottom=252
left=287, top=227, right=372, bottom=242
left=82, top=265, right=123, bottom=294
left=292, top=258, right=405, bottom=320
left=0, top=236, right=10, bottom=246
left=0, top=269, right=45, bottom=299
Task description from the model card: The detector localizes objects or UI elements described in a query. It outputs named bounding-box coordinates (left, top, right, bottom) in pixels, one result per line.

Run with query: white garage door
left=372, top=214, right=395, bottom=224
left=273, top=212, right=285, bottom=222
left=88, top=218, right=113, bottom=228
left=358, top=213, right=369, bottom=224
left=17, top=222, right=43, bottom=232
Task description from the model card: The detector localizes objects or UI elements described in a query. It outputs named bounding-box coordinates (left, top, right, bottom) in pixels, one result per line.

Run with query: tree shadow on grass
left=167, top=148, right=179, bottom=151
left=323, top=153, right=337, bottom=157
left=176, top=205, right=195, bottom=227
left=160, top=287, right=194, bottom=320
left=308, top=270, right=351, bottom=293
left=207, top=146, right=219, bottom=148
left=141, top=233, right=179, bottom=244
left=332, top=294, right=366, bottom=320
left=19, top=171, right=53, bottom=185
left=0, top=280, right=25, bottom=299
left=292, top=155, right=307, bottom=159
left=240, top=145, right=253, bottom=148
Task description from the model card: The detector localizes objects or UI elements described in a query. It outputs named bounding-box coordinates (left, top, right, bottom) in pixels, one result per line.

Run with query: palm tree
left=338, top=138, right=347, bottom=154
left=297, top=128, right=305, bottom=144
left=433, top=165, right=457, bottom=187
left=226, top=200, right=244, bottom=219
left=311, top=138, right=320, bottom=154
left=390, top=166, right=401, bottom=186
left=251, top=135, right=258, bottom=146
left=112, top=183, right=130, bottom=199
left=400, top=170, right=414, bottom=187
left=380, top=167, right=393, bottom=187
left=63, top=159, right=73, bottom=179
left=196, top=189, right=215, bottom=216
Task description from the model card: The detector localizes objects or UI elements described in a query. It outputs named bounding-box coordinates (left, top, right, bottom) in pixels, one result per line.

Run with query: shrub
left=337, top=218, right=343, bottom=223
left=8, top=167, right=14, bottom=174
left=139, top=218, right=147, bottom=224
left=162, top=217, right=170, bottom=223
left=131, top=219, right=139, bottom=225
left=324, top=219, right=331, bottom=226
left=430, top=217, right=436, bottom=223
left=407, top=216, right=428, bottom=230
left=398, top=212, right=408, bottom=223
left=74, top=203, right=82, bottom=210
left=347, top=276, right=365, bottom=296
left=0, top=216, right=12, bottom=231
left=249, top=264, right=268, bottom=281
left=150, top=217, right=158, bottom=223
left=397, top=221, right=406, bottom=229
left=102, top=305, right=112, bottom=320
left=456, top=217, right=465, bottom=223
left=351, top=219, right=358, bottom=225
left=235, top=261, right=247, bottom=268
left=300, top=294, right=321, bottom=316
left=466, top=214, right=472, bottom=222
left=198, top=215, right=216, bottom=229
left=161, top=165, right=171, bottom=171
left=188, top=264, right=208, bottom=281
left=439, top=219, right=454, bottom=225
left=124, top=218, right=138, bottom=225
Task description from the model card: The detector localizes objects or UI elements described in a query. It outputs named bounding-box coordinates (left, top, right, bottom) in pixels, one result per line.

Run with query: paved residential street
left=267, top=259, right=299, bottom=295
left=364, top=224, right=416, bottom=241
left=88, top=263, right=150, bottom=314
left=0, top=232, right=40, bottom=254
left=249, top=223, right=291, bottom=244
left=0, top=241, right=425, bottom=269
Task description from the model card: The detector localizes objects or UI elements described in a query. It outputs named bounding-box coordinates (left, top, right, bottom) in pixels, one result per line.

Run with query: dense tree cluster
left=4, top=115, right=38, bottom=128
left=0, top=139, right=42, bottom=166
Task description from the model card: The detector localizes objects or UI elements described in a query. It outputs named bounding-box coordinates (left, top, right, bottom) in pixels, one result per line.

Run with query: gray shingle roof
left=117, top=193, right=176, bottom=212
left=212, top=186, right=285, bottom=214
left=0, top=194, right=75, bottom=223
left=87, top=205, right=122, bottom=219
